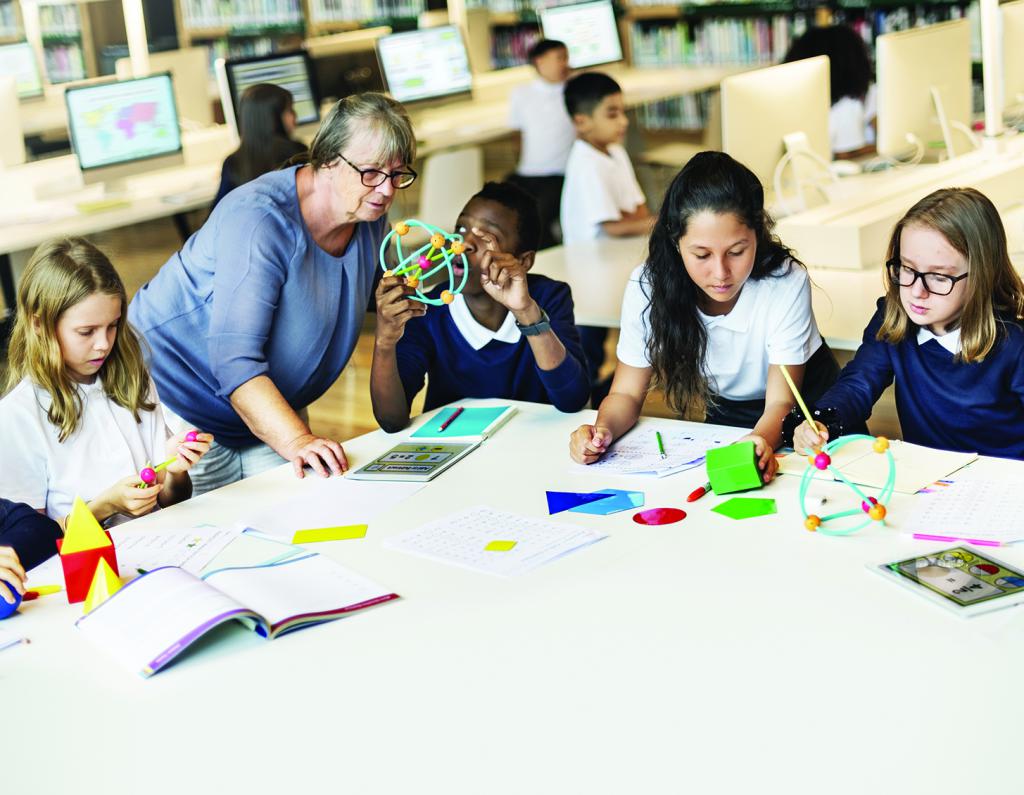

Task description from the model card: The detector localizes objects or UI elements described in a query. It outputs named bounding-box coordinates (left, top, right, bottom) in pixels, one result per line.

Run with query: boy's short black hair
left=528, top=38, right=567, bottom=63
left=470, top=181, right=541, bottom=255
left=563, top=71, right=621, bottom=118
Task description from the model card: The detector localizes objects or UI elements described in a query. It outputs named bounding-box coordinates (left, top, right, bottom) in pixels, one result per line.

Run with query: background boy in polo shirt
left=559, top=72, right=652, bottom=245
left=559, top=72, right=653, bottom=399
left=507, top=39, right=575, bottom=249
left=370, top=182, right=590, bottom=433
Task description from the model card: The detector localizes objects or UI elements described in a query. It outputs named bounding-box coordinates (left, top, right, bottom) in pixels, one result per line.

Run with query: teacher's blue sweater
left=816, top=299, right=1024, bottom=459
left=395, top=275, right=590, bottom=412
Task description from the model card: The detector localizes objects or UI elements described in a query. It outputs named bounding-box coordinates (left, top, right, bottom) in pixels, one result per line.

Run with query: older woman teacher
left=129, top=93, right=417, bottom=493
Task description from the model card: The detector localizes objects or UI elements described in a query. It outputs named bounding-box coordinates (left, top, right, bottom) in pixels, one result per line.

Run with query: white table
left=6, top=400, right=1023, bottom=794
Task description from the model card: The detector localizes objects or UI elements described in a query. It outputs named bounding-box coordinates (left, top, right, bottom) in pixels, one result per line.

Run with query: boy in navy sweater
left=0, top=498, right=62, bottom=604
left=371, top=181, right=590, bottom=433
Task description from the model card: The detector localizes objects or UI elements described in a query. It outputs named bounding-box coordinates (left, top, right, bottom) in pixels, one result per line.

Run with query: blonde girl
left=793, top=187, right=1024, bottom=458
left=0, top=237, right=211, bottom=526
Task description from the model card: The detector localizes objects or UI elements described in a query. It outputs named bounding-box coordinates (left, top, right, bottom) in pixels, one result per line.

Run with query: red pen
left=438, top=406, right=464, bottom=432
left=687, top=481, right=712, bottom=502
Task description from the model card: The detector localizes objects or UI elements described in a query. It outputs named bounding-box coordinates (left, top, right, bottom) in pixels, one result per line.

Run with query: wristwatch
left=515, top=308, right=552, bottom=336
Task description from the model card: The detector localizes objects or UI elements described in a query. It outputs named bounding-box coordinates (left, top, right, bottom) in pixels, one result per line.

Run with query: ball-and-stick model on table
left=138, top=430, right=201, bottom=487
left=799, top=434, right=896, bottom=535
left=378, top=219, right=470, bottom=305
left=777, top=364, right=896, bottom=536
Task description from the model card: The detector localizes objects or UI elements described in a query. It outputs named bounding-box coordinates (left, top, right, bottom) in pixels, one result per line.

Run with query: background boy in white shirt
left=507, top=39, right=575, bottom=249
left=559, top=71, right=653, bottom=400
left=560, top=72, right=652, bottom=245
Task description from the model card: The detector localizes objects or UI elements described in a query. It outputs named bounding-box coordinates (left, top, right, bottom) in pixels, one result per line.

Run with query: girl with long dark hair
left=212, top=83, right=307, bottom=208
left=569, top=151, right=839, bottom=480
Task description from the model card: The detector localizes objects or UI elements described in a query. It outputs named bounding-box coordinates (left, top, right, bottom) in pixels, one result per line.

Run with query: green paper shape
left=712, top=497, right=778, bottom=520
left=705, top=441, right=763, bottom=494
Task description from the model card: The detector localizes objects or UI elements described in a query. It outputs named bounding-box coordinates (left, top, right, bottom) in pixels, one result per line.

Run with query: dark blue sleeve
left=814, top=300, right=895, bottom=429
left=394, top=311, right=436, bottom=406
left=0, top=498, right=61, bottom=571
left=533, top=278, right=591, bottom=413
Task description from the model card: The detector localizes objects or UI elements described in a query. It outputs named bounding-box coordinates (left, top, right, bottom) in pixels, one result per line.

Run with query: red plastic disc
left=632, top=507, right=687, bottom=526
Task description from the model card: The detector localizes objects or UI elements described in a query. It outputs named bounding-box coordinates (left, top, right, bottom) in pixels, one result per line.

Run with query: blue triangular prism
left=569, top=488, right=645, bottom=515
left=546, top=490, right=615, bottom=514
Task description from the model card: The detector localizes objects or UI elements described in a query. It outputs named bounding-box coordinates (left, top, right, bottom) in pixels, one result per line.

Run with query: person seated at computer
left=784, top=25, right=876, bottom=159
left=211, top=83, right=308, bottom=209
left=129, top=93, right=417, bottom=493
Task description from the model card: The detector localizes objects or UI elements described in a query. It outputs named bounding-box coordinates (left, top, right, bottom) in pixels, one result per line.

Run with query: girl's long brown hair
left=4, top=237, right=154, bottom=441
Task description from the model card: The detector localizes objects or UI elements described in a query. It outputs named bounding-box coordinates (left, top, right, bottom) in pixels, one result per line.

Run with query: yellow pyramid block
left=61, top=497, right=110, bottom=554
left=83, top=558, right=122, bottom=614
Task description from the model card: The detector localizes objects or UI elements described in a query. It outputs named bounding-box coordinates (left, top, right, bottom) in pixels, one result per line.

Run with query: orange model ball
left=804, top=515, right=821, bottom=531
left=430, top=233, right=445, bottom=249
left=394, top=222, right=410, bottom=236
left=441, top=290, right=454, bottom=304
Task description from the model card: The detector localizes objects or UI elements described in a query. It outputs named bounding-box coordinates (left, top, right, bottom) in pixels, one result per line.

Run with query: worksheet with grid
left=383, top=506, right=608, bottom=577
left=904, top=479, right=1024, bottom=543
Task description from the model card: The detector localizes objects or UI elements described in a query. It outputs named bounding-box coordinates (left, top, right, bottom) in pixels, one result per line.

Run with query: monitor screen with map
left=65, top=73, right=183, bottom=181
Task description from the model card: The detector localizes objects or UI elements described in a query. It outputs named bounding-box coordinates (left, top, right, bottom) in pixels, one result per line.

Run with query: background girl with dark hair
left=569, top=151, right=839, bottom=480
left=211, top=83, right=308, bottom=208
left=784, top=25, right=876, bottom=158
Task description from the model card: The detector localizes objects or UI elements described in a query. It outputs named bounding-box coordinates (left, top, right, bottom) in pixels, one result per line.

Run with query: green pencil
left=656, top=431, right=666, bottom=459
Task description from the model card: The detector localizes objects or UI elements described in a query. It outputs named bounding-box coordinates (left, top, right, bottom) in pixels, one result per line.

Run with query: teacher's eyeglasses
left=886, top=259, right=968, bottom=296
left=337, top=153, right=417, bottom=189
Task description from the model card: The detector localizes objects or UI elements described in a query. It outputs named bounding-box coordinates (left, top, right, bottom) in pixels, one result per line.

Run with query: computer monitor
left=0, top=42, right=43, bottom=100
left=64, top=73, right=183, bottom=186
left=376, top=25, right=472, bottom=104
left=875, top=20, right=972, bottom=160
left=720, top=56, right=831, bottom=195
left=217, top=49, right=319, bottom=135
left=305, top=28, right=391, bottom=104
left=1003, top=0, right=1024, bottom=115
left=539, top=0, right=622, bottom=69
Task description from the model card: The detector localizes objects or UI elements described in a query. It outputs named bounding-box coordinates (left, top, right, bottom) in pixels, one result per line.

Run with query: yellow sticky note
left=292, top=525, right=368, bottom=544
left=485, top=540, right=517, bottom=552
left=27, top=584, right=62, bottom=596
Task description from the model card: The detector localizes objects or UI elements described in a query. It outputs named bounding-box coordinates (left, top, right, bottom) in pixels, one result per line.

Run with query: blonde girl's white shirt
left=0, top=377, right=170, bottom=524
left=616, top=261, right=823, bottom=401
left=560, top=139, right=646, bottom=244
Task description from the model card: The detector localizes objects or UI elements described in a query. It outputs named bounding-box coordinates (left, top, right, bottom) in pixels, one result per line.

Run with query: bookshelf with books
left=33, top=0, right=94, bottom=83
left=306, top=0, right=425, bottom=36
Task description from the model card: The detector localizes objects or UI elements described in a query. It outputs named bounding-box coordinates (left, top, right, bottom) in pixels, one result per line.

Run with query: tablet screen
left=882, top=547, right=1024, bottom=608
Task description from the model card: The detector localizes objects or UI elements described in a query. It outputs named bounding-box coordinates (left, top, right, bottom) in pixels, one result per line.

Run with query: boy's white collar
left=448, top=293, right=522, bottom=350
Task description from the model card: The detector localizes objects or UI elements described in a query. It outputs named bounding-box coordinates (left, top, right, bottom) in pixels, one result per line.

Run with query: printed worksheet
left=384, top=505, right=607, bottom=577
left=575, top=424, right=733, bottom=477
left=904, top=480, right=1024, bottom=543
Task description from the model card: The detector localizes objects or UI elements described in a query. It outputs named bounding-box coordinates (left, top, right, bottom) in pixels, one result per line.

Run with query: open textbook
left=76, top=537, right=398, bottom=677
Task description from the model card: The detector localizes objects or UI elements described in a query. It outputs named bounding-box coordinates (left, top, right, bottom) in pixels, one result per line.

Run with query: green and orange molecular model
left=800, top=434, right=896, bottom=536
left=379, top=219, right=470, bottom=306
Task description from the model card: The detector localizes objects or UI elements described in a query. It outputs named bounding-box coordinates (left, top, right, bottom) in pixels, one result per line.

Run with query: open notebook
left=76, top=552, right=398, bottom=677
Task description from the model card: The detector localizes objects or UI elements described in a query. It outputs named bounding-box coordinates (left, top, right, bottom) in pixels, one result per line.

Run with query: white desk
left=6, top=400, right=1024, bottom=793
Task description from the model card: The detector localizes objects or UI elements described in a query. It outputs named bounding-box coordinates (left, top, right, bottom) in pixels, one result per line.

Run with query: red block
left=57, top=534, right=119, bottom=604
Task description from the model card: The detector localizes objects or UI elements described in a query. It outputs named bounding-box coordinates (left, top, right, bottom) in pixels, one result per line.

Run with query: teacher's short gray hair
left=308, top=92, right=416, bottom=169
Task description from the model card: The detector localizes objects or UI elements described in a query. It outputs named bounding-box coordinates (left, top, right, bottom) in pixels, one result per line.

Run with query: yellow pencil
left=778, top=364, right=821, bottom=440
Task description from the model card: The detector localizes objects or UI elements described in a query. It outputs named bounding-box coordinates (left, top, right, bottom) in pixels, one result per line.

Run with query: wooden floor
left=7, top=137, right=901, bottom=443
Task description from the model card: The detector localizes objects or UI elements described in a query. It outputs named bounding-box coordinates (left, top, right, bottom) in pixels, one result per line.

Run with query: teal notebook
left=409, top=405, right=517, bottom=442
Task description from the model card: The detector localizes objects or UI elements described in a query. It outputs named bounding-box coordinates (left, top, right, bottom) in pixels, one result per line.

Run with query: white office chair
left=0, top=77, right=27, bottom=168
left=416, top=147, right=483, bottom=231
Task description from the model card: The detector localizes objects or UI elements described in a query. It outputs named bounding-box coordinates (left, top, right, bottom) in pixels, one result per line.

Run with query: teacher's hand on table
left=288, top=433, right=349, bottom=478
